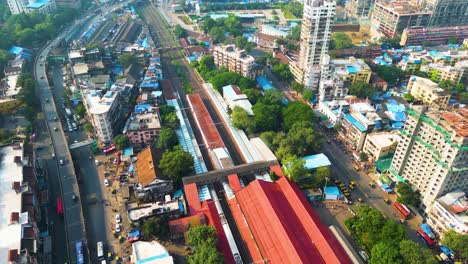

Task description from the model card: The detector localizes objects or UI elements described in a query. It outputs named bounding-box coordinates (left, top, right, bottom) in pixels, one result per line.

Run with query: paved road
left=34, top=25, right=89, bottom=264
left=52, top=64, right=115, bottom=260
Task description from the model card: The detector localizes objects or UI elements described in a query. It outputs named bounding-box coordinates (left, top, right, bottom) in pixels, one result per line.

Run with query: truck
left=97, top=241, right=104, bottom=259
left=65, top=108, right=72, bottom=117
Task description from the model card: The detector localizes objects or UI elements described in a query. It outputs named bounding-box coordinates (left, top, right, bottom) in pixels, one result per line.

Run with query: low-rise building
left=213, top=44, right=256, bottom=79
left=429, top=50, right=468, bottom=66
left=253, top=32, right=279, bottom=49
left=407, top=76, right=450, bottom=107
left=401, top=26, right=468, bottom=46
left=0, top=143, right=41, bottom=264
left=131, top=241, right=174, bottom=264
left=134, top=147, right=173, bottom=202
left=72, top=63, right=89, bottom=79
left=4, top=59, right=25, bottom=77
left=123, top=108, right=161, bottom=148
left=426, top=191, right=467, bottom=236
left=422, top=63, right=465, bottom=84
left=317, top=100, right=349, bottom=126
left=222, top=85, right=253, bottom=115
left=339, top=101, right=379, bottom=151
left=26, top=0, right=56, bottom=14
left=260, top=25, right=288, bottom=38
left=83, top=90, right=122, bottom=143
left=363, top=132, right=400, bottom=161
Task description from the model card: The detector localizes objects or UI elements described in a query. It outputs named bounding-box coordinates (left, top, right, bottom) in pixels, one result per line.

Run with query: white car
left=115, top=224, right=121, bottom=233
left=115, top=214, right=121, bottom=223
left=104, top=179, right=110, bottom=187
left=59, top=159, right=64, bottom=165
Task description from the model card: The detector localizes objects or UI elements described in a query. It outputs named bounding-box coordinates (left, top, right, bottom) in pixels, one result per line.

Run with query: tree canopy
left=282, top=101, right=315, bottom=131
left=200, top=15, right=242, bottom=43
left=112, top=135, right=129, bottom=150
left=253, top=103, right=282, bottom=132
left=141, top=218, right=168, bottom=240
left=157, top=128, right=178, bottom=150
left=395, top=182, right=421, bottom=207
left=174, top=24, right=186, bottom=38
left=280, top=1, right=304, bottom=18
left=287, top=24, right=301, bottom=41
left=442, top=230, right=468, bottom=260
left=283, top=155, right=310, bottom=183
left=330, top=33, right=353, bottom=50
left=349, top=81, right=375, bottom=98
left=374, top=66, right=405, bottom=85
left=159, top=146, right=194, bottom=181
left=186, top=225, right=225, bottom=264
left=302, top=89, right=315, bottom=102
left=231, top=106, right=254, bottom=134
left=235, top=36, right=254, bottom=51
left=271, top=63, right=293, bottom=81
left=118, top=54, right=137, bottom=68
left=76, top=105, right=86, bottom=117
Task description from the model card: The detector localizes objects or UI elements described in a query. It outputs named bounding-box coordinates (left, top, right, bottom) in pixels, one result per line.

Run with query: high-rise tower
left=291, top=0, right=335, bottom=90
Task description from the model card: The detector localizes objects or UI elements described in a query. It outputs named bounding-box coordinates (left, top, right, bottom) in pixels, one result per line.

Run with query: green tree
left=447, top=36, right=458, bottom=45
left=209, top=27, right=226, bottom=43
left=280, top=1, right=304, bottom=18
left=460, top=92, right=468, bottom=103
left=330, top=33, right=353, bottom=50
left=455, top=83, right=465, bottom=94
left=157, top=128, right=178, bottom=150
left=84, top=122, right=93, bottom=133
left=403, top=93, right=414, bottom=102
left=287, top=24, right=301, bottom=41
left=112, top=134, right=129, bottom=150
left=174, top=24, right=186, bottom=38
left=349, top=81, right=375, bottom=98
left=369, top=242, right=403, bottom=264
left=399, top=240, right=437, bottom=264
left=396, top=182, right=421, bottom=207
left=359, top=152, right=369, bottom=162
left=159, top=146, right=194, bottom=181
left=375, top=66, right=404, bottom=85
left=302, top=89, right=315, bottom=102
left=260, top=89, right=284, bottom=106
left=313, top=166, right=331, bottom=188
left=275, top=121, right=321, bottom=161
left=235, top=36, right=248, bottom=49
left=283, top=155, right=310, bottom=183
left=118, top=54, right=137, bottom=68
left=76, top=104, right=86, bottom=117
left=186, top=225, right=217, bottom=248
left=243, top=88, right=262, bottom=104
left=272, top=63, right=293, bottom=81
left=231, top=106, right=254, bottom=134
left=200, top=17, right=216, bottom=33
left=379, top=36, right=401, bottom=48
left=442, top=230, right=468, bottom=260
left=290, top=81, right=304, bottom=94
left=141, top=218, right=168, bottom=240
left=253, top=103, right=282, bottom=132
left=188, top=243, right=225, bottom=264
left=282, top=101, right=315, bottom=131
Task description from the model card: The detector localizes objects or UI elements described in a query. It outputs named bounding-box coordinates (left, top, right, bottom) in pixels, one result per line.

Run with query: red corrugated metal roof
left=232, top=178, right=352, bottom=264
left=277, top=177, right=352, bottom=264
left=269, top=165, right=285, bottom=178
left=228, top=174, right=242, bottom=192
left=187, top=93, right=225, bottom=150
left=161, top=80, right=176, bottom=100
left=184, top=183, right=201, bottom=213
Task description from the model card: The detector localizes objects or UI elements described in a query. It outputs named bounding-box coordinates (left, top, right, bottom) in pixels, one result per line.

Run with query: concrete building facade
left=426, top=191, right=467, bottom=236
left=83, top=90, right=122, bottom=143
left=123, top=109, right=161, bottom=149
left=407, top=76, right=450, bottom=107
left=421, top=0, right=468, bottom=27
left=345, top=0, right=372, bottom=18
left=372, top=0, right=432, bottom=38
left=6, top=0, right=28, bottom=14
left=292, top=0, right=335, bottom=90
left=363, top=132, right=400, bottom=161
left=212, top=45, right=256, bottom=79
left=389, top=107, right=468, bottom=211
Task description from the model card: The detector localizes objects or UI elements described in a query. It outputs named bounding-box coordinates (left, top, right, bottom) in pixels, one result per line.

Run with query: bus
left=56, top=197, right=64, bottom=216
left=103, top=144, right=116, bottom=155
left=393, top=202, right=410, bottom=219
left=97, top=241, right=104, bottom=260
left=417, top=229, right=435, bottom=246
left=75, top=240, right=84, bottom=264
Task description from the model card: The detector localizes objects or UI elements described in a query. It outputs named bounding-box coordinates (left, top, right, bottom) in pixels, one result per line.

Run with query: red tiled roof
left=232, top=178, right=352, bottom=264
left=184, top=183, right=201, bottom=213
left=187, top=93, right=225, bottom=150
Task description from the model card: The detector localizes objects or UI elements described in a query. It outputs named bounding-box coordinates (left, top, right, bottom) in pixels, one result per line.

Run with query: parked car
left=115, top=214, right=121, bottom=223
left=104, top=179, right=110, bottom=187
left=115, top=224, right=121, bottom=233
left=59, top=159, right=64, bottom=165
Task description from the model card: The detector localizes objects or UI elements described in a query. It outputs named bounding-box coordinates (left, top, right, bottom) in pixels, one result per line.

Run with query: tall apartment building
left=291, top=0, right=335, bottom=90
left=372, top=0, right=432, bottom=38
left=83, top=90, right=122, bottom=143
left=6, top=0, right=28, bottom=14
left=212, top=45, right=256, bottom=79
left=345, top=0, right=373, bottom=18
left=420, top=0, right=468, bottom=27
left=407, top=76, right=450, bottom=107
left=389, top=107, right=468, bottom=211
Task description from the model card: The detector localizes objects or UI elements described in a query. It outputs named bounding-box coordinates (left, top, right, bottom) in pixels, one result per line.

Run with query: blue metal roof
left=324, top=186, right=340, bottom=196
left=302, top=153, right=331, bottom=170
left=256, top=75, right=275, bottom=91
left=27, top=0, right=51, bottom=8
left=345, top=114, right=366, bottom=132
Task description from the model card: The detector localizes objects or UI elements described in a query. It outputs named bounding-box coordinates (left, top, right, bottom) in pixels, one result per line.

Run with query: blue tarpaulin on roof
left=256, top=75, right=275, bottom=91
left=392, top=122, right=405, bottom=129
left=303, top=153, right=331, bottom=170
left=440, top=246, right=454, bottom=255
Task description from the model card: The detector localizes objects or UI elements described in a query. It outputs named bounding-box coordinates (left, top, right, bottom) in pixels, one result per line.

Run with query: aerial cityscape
left=0, top=0, right=466, bottom=263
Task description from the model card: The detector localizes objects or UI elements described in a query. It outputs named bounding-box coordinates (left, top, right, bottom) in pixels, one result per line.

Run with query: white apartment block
left=83, top=90, right=121, bottom=143
left=292, top=0, right=335, bottom=90
left=212, top=45, right=256, bottom=79
left=345, top=0, right=372, bottom=18
left=422, top=62, right=465, bottom=83
left=426, top=191, right=467, bottom=236
left=7, top=0, right=28, bottom=14
left=363, top=132, right=400, bottom=161
left=389, top=106, right=468, bottom=211
left=407, top=76, right=450, bottom=107
left=317, top=100, right=349, bottom=125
